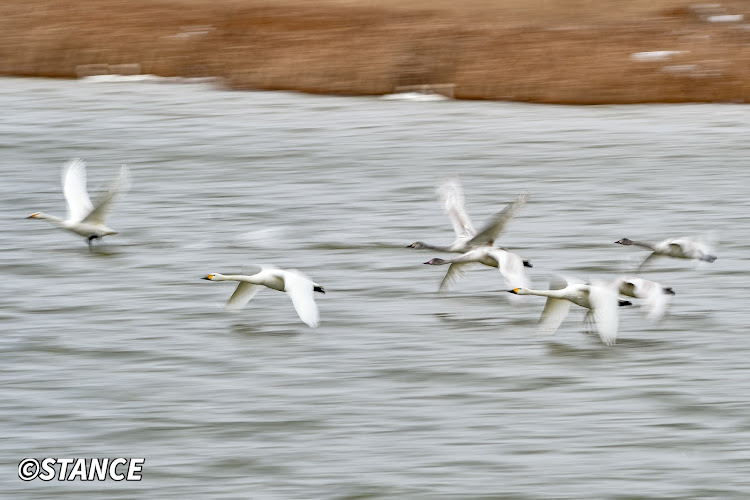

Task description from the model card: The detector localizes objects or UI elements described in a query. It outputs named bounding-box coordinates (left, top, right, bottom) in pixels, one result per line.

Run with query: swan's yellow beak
left=26, top=212, right=39, bottom=219
left=507, top=288, right=520, bottom=294
left=202, top=274, right=214, bottom=280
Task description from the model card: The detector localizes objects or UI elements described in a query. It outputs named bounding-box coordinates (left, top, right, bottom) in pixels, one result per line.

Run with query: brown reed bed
left=2, top=0, right=750, bottom=103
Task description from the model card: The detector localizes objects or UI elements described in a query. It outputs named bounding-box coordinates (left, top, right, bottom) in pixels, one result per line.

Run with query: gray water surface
left=2, top=77, right=749, bottom=498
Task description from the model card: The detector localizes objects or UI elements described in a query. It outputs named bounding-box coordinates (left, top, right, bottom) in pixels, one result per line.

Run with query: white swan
left=423, top=246, right=532, bottom=292
left=202, top=266, right=325, bottom=328
left=615, top=237, right=717, bottom=269
left=408, top=177, right=529, bottom=253
left=508, top=278, right=631, bottom=345
left=614, top=276, right=675, bottom=322
left=26, top=158, right=130, bottom=246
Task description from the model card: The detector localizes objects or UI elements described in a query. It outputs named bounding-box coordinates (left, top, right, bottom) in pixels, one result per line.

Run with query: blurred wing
left=437, top=177, right=476, bottom=240
left=241, top=264, right=266, bottom=277
left=549, top=276, right=571, bottom=291
left=438, top=262, right=475, bottom=293
left=62, top=158, right=94, bottom=222
left=488, top=248, right=530, bottom=289
left=587, top=284, right=619, bottom=346
left=645, top=290, right=671, bottom=322
left=615, top=277, right=636, bottom=298
left=226, top=282, right=262, bottom=311
left=468, top=191, right=529, bottom=247
left=636, top=280, right=672, bottom=322
left=284, top=272, right=320, bottom=328
left=538, top=297, right=571, bottom=335
left=82, top=165, right=131, bottom=225
left=637, top=252, right=659, bottom=271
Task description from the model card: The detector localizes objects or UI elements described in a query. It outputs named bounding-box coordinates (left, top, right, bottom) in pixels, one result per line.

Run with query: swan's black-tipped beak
left=201, top=275, right=213, bottom=280
left=663, top=287, right=676, bottom=296
left=523, top=260, right=533, bottom=268
left=26, top=213, right=39, bottom=219
left=619, top=300, right=633, bottom=307
left=314, top=285, right=326, bottom=294
left=507, top=288, right=520, bottom=294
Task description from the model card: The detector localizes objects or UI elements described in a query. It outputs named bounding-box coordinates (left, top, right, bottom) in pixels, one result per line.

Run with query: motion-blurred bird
left=408, top=177, right=529, bottom=253
left=614, top=276, right=675, bottom=322
left=508, top=277, right=631, bottom=346
left=26, top=158, right=130, bottom=247
left=424, top=246, right=532, bottom=293
left=202, top=265, right=325, bottom=328
left=615, top=236, right=716, bottom=270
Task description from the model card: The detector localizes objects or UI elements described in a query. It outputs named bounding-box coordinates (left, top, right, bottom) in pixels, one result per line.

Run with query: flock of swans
left=27, top=159, right=717, bottom=343
left=409, top=177, right=716, bottom=346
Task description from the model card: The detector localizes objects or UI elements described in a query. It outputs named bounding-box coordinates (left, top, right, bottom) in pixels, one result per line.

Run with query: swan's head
left=523, top=260, right=533, bottom=268
left=662, top=286, right=676, bottom=296
left=202, top=274, right=222, bottom=281
left=407, top=242, right=425, bottom=249
left=26, top=212, right=41, bottom=219
left=314, top=285, right=326, bottom=294
left=423, top=258, right=446, bottom=265
left=615, top=238, right=634, bottom=245
left=507, top=288, right=524, bottom=295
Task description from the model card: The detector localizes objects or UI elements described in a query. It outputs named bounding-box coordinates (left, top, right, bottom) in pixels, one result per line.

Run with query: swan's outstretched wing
left=637, top=252, right=660, bottom=271
left=487, top=248, right=530, bottom=290
left=468, top=191, right=529, bottom=247
left=284, top=272, right=320, bottom=328
left=226, top=282, right=262, bottom=311
left=83, top=165, right=130, bottom=226
left=62, top=158, right=94, bottom=222
left=437, top=177, right=476, bottom=241
left=622, top=277, right=672, bottom=322
left=587, top=283, right=619, bottom=346
left=644, top=287, right=672, bottom=322
left=538, top=297, right=571, bottom=335
left=437, top=262, right=476, bottom=293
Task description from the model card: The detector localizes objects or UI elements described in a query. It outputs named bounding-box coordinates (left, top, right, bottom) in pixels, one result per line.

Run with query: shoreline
left=2, top=0, right=750, bottom=104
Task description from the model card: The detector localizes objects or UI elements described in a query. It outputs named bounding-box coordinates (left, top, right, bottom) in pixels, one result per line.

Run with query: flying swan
left=615, top=237, right=716, bottom=269
left=424, top=246, right=532, bottom=293
left=408, top=177, right=529, bottom=253
left=202, top=266, right=325, bottom=328
left=614, top=276, right=675, bottom=322
left=508, top=277, right=631, bottom=346
left=26, top=158, right=130, bottom=247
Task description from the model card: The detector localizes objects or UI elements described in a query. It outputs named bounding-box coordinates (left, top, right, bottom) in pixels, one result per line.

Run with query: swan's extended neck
left=631, top=240, right=656, bottom=250
left=27, top=212, right=65, bottom=227
left=409, top=241, right=452, bottom=251
left=203, top=273, right=250, bottom=282
left=508, top=287, right=565, bottom=299
left=617, top=238, right=655, bottom=250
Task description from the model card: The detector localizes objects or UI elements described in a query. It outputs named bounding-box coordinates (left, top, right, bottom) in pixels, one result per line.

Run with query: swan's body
left=27, top=158, right=130, bottom=246
left=424, top=246, right=532, bottom=292
left=508, top=278, right=629, bottom=345
left=202, top=266, right=325, bottom=328
left=408, top=178, right=529, bottom=253
left=615, top=237, right=716, bottom=269
left=614, top=276, right=675, bottom=321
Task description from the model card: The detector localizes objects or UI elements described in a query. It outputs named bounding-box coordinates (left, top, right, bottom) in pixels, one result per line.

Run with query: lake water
left=2, top=76, right=749, bottom=498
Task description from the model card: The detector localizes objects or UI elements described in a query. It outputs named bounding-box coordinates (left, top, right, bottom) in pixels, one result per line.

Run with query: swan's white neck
left=209, top=273, right=249, bottom=282
left=513, top=287, right=566, bottom=299
left=29, top=212, right=66, bottom=226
